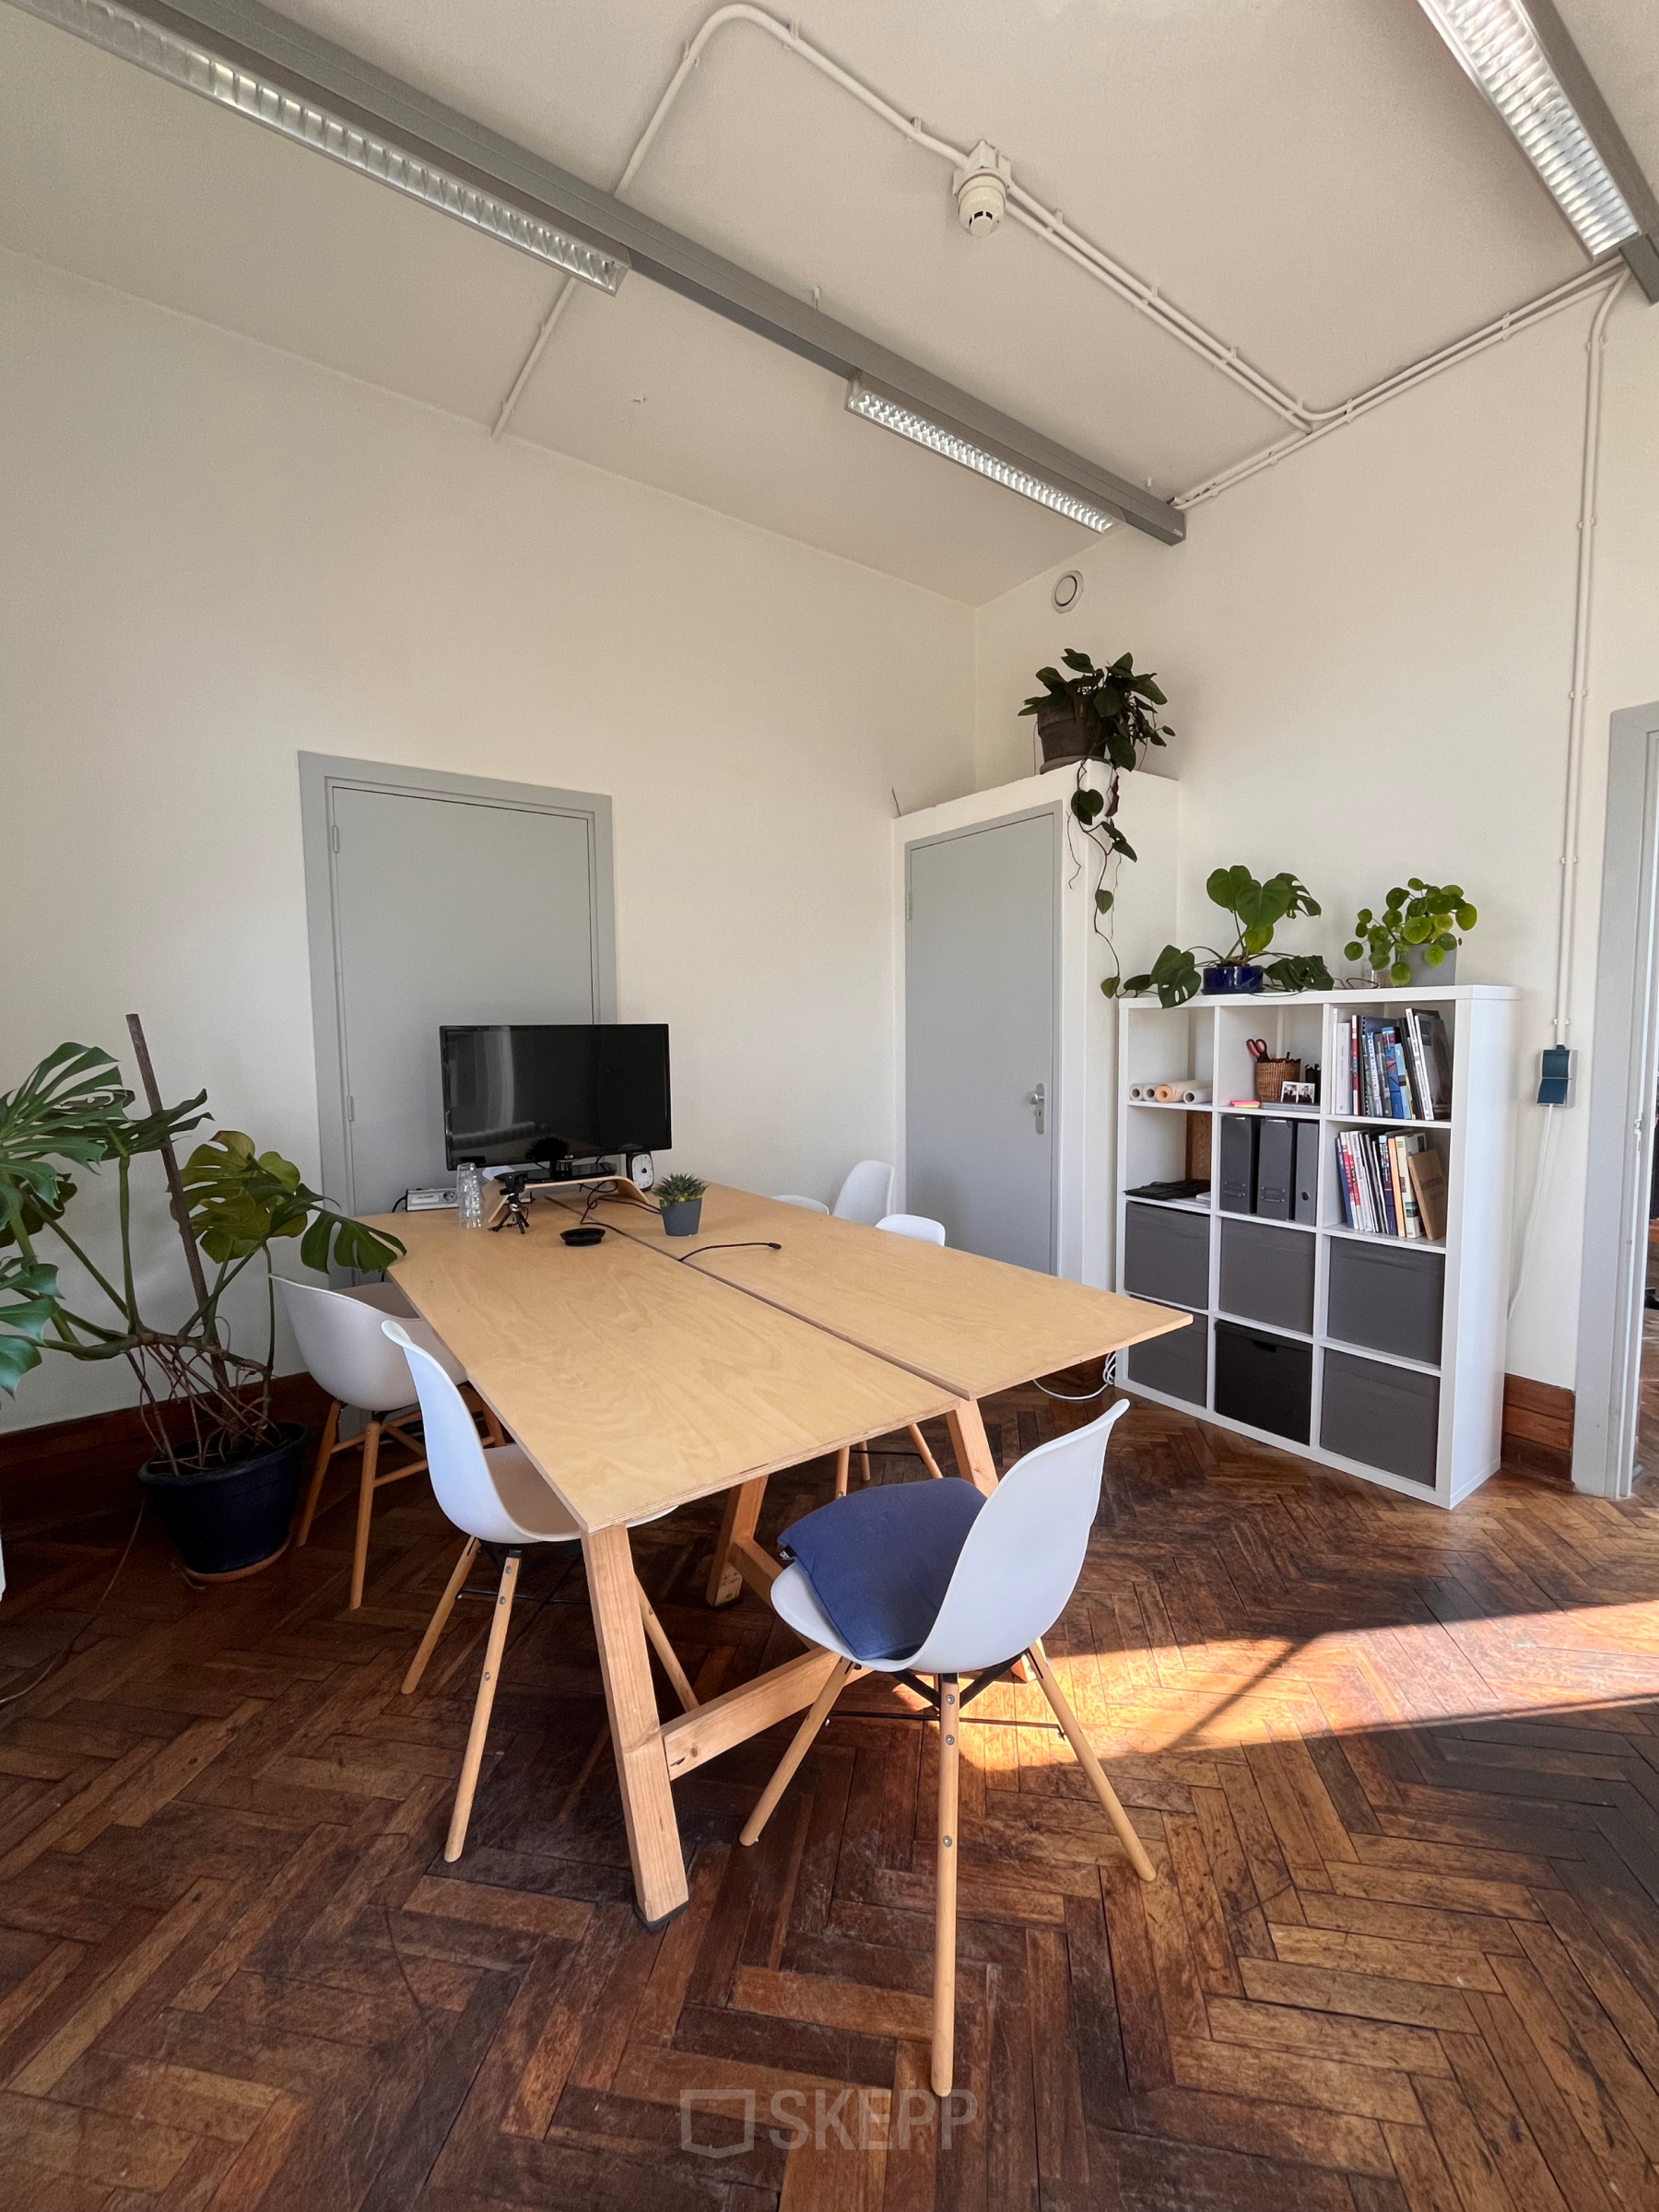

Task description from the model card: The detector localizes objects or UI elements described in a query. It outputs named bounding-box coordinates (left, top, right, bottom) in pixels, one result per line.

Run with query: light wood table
left=549, top=1182, right=1189, bottom=1596
left=370, top=1206, right=957, bottom=1924
left=371, top=1194, right=1185, bottom=1925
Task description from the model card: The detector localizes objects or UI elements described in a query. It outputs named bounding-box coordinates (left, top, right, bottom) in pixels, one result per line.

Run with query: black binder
left=1256, top=1117, right=1294, bottom=1220
left=1293, top=1119, right=1319, bottom=1224
left=1219, top=1114, right=1259, bottom=1215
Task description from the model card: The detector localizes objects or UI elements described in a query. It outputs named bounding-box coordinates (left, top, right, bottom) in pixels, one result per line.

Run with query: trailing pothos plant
left=1019, top=649, right=1172, bottom=983
left=0, top=1041, right=404, bottom=1473
left=1112, top=865, right=1335, bottom=1007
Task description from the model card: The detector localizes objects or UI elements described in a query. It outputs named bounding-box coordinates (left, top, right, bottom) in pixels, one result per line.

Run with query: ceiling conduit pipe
left=493, top=1, right=1312, bottom=440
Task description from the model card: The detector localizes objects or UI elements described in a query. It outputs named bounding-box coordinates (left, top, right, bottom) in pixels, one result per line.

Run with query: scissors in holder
left=1244, top=1038, right=1268, bottom=1063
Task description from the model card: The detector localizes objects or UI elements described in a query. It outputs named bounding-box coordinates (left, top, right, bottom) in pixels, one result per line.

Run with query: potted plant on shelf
left=1112, top=865, right=1335, bottom=1006
left=0, top=1035, right=404, bottom=1580
left=1345, top=882, right=1477, bottom=986
left=654, top=1172, right=707, bottom=1238
left=1018, top=648, right=1174, bottom=991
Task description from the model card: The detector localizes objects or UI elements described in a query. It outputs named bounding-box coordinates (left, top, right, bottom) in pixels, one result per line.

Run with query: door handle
left=1028, top=1082, right=1045, bottom=1135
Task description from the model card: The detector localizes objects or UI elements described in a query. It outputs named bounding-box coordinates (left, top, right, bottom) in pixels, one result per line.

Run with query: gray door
left=329, top=787, right=603, bottom=1214
left=905, top=812, right=1056, bottom=1269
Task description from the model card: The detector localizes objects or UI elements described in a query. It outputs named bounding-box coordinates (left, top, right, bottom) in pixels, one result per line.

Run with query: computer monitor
left=440, top=1024, right=671, bottom=1170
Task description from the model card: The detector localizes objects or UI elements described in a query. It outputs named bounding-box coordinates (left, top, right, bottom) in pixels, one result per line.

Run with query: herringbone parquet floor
left=4, top=1379, right=1659, bottom=2210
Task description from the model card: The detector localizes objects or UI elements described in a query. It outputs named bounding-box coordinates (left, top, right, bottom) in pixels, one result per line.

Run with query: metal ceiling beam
left=12, top=0, right=1184, bottom=544
left=1520, top=0, right=1659, bottom=302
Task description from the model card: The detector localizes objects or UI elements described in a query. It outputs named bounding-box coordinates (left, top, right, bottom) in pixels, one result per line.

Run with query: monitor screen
left=440, top=1024, right=671, bottom=1169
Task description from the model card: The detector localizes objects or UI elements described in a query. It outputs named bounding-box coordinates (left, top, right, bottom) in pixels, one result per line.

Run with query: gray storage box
left=1219, top=1218, right=1315, bottom=1335
left=1123, top=1202, right=1210, bottom=1311
left=1321, top=1349, right=1441, bottom=1487
left=1126, top=1309, right=1206, bottom=1406
left=1326, top=1240, right=1444, bottom=1366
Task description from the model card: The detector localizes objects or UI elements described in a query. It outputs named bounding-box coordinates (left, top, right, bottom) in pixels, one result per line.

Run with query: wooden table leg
left=584, top=1523, right=689, bottom=1927
left=707, top=1475, right=767, bottom=1606
left=945, top=1401, right=999, bottom=1497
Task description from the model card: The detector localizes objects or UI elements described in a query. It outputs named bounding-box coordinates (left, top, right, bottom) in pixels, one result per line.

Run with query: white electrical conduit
left=1508, top=269, right=1625, bottom=1324
left=494, top=1, right=1314, bottom=440
left=1551, top=269, right=1627, bottom=1043
left=1175, top=265, right=1618, bottom=509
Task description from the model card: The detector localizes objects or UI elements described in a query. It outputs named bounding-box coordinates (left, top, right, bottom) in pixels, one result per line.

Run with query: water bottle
left=456, top=1161, right=485, bottom=1230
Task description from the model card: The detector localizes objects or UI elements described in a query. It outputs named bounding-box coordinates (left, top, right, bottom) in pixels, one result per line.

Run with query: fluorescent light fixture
left=12, top=0, right=628, bottom=290
left=845, top=375, right=1118, bottom=532
left=1416, top=0, right=1639, bottom=257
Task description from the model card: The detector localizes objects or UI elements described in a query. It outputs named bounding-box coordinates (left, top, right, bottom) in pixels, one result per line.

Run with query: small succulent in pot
left=654, top=1172, right=708, bottom=1238
left=1346, top=882, right=1477, bottom=987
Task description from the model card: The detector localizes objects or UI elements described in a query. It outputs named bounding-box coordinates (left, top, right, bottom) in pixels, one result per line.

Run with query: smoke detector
left=953, top=140, right=1011, bottom=236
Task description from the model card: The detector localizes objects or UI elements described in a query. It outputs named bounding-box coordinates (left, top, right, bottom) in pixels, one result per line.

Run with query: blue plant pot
left=1202, top=962, right=1265, bottom=995
left=660, top=1198, right=703, bottom=1238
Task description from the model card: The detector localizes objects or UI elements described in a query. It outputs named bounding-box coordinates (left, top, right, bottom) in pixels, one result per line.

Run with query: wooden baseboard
left=1502, top=1373, right=1573, bottom=1480
left=0, top=1374, right=332, bottom=1535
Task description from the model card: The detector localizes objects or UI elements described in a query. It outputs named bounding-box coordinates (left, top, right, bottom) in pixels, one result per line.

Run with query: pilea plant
left=1346, top=881, right=1477, bottom=985
left=1115, top=865, right=1335, bottom=1007
left=1019, top=648, right=1173, bottom=985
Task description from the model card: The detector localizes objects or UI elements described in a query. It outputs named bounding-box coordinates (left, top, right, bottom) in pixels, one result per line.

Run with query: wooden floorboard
left=4, top=1382, right=1659, bottom=2206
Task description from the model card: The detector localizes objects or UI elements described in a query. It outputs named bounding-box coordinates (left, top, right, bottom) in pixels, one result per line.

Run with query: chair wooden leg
left=933, top=1675, right=961, bottom=2098
left=294, top=1399, right=341, bottom=1547
left=856, top=1442, right=872, bottom=1485
left=1028, top=1642, right=1155, bottom=1882
left=348, top=1420, right=381, bottom=1612
left=638, top=1580, right=700, bottom=1714
left=445, top=1548, right=521, bottom=1863
left=403, top=1536, right=478, bottom=1696
left=833, top=1447, right=851, bottom=1499
left=908, top=1423, right=945, bottom=1479
left=740, top=1655, right=856, bottom=1846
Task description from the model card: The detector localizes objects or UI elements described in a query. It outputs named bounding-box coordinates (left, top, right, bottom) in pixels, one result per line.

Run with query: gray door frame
left=1573, top=701, right=1659, bottom=1497
left=903, top=803, right=1062, bottom=1273
left=298, top=753, right=617, bottom=1215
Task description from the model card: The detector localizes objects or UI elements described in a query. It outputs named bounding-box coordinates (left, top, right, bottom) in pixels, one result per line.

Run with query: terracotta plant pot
left=138, top=1421, right=307, bottom=1582
left=1035, top=704, right=1105, bottom=773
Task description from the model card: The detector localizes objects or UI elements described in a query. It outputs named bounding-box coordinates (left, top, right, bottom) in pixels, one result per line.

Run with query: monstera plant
left=1115, top=865, right=1335, bottom=1006
left=0, top=1037, right=403, bottom=1577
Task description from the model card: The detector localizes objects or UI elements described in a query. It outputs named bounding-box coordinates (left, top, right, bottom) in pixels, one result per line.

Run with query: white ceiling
left=0, top=0, right=1651, bottom=602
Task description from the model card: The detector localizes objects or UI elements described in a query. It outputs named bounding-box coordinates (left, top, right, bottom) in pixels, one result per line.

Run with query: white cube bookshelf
left=1115, top=985, right=1518, bottom=1506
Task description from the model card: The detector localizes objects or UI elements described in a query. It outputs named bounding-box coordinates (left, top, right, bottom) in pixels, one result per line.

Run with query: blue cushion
left=780, top=1479, right=985, bottom=1663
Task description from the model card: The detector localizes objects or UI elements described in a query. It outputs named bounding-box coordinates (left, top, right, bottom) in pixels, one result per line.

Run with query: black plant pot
left=1036, top=705, right=1105, bottom=773
left=660, top=1198, right=703, bottom=1238
left=138, top=1421, right=307, bottom=1582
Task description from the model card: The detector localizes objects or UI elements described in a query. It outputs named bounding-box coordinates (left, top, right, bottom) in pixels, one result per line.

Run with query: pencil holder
left=1253, top=1057, right=1300, bottom=1102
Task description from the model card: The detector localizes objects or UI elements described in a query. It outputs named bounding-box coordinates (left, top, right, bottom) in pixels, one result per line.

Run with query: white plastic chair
left=281, top=1277, right=483, bottom=1610
left=742, top=1399, right=1149, bottom=2094
left=771, top=1194, right=830, bottom=1214
left=877, top=1212, right=945, bottom=1245
left=384, top=1321, right=700, bottom=1863
left=832, top=1160, right=895, bottom=1225
left=836, top=1211, right=950, bottom=1492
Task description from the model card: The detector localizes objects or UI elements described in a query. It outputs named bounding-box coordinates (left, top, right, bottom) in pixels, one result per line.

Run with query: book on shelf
left=1335, top=1128, right=1436, bottom=1239
left=1406, top=1146, right=1448, bottom=1241
left=1335, top=1010, right=1453, bottom=1120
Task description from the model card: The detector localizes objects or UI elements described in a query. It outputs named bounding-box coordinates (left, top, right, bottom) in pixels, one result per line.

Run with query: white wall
left=0, top=248, right=974, bottom=1432
left=975, top=286, right=1659, bottom=1392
